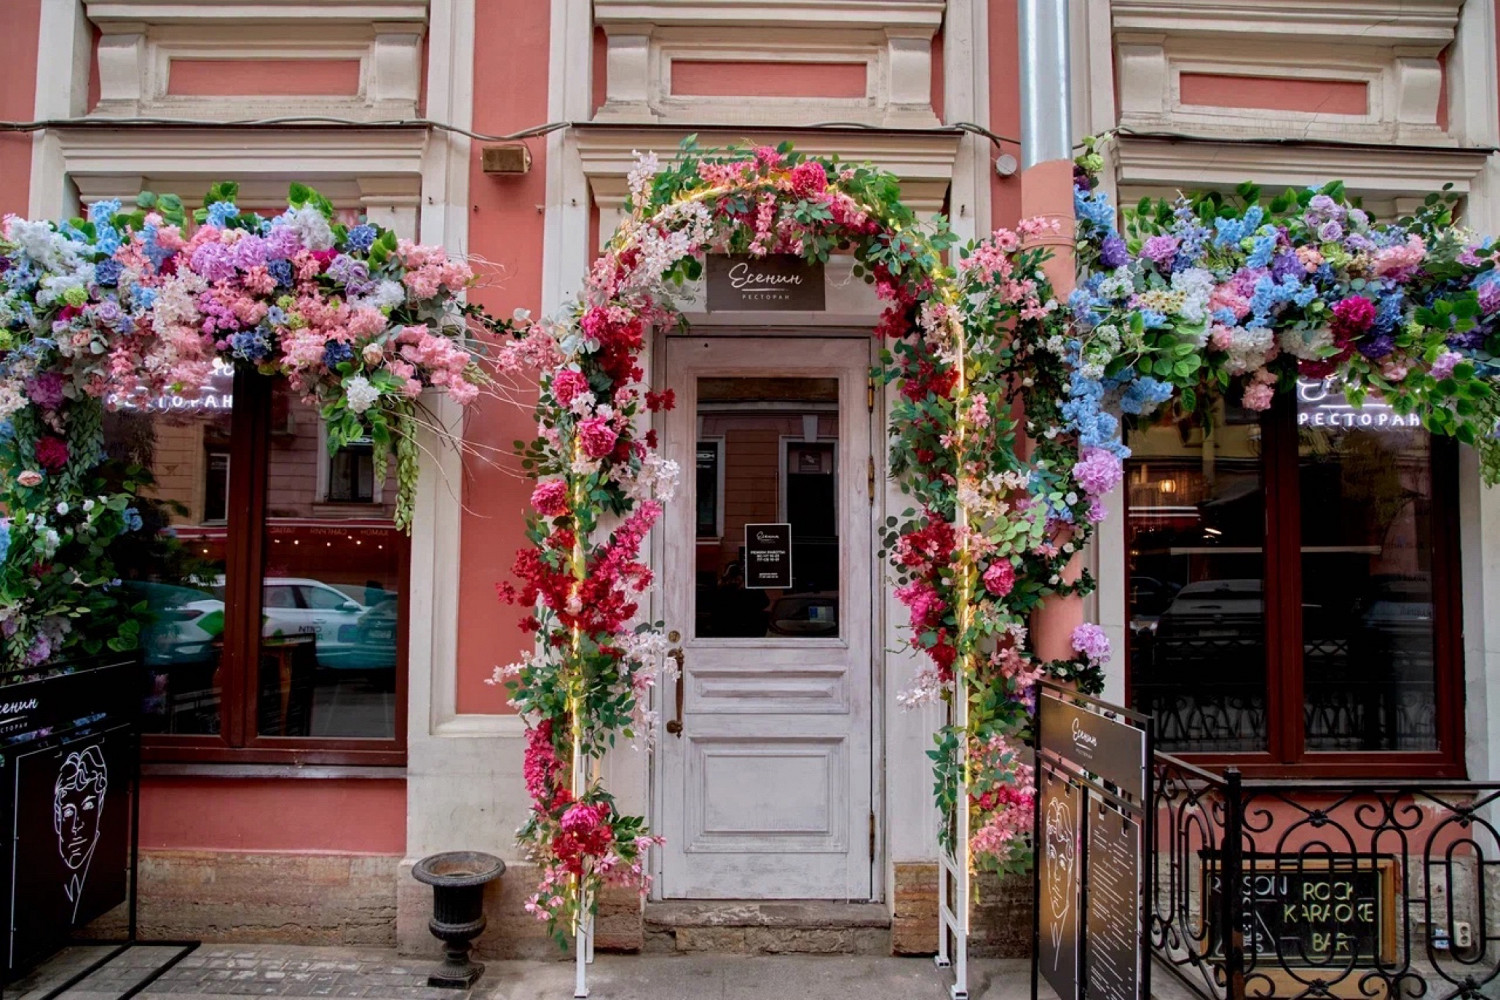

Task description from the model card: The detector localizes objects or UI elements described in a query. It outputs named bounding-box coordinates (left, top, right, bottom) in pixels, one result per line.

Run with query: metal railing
left=1150, top=754, right=1500, bottom=1000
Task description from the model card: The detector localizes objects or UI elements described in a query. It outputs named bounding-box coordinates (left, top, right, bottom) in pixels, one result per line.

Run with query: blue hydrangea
left=1212, top=307, right=1237, bottom=325
left=122, top=507, right=144, bottom=533
left=1138, top=309, right=1170, bottom=329
left=141, top=225, right=174, bottom=268
left=344, top=224, right=378, bottom=253
left=322, top=341, right=354, bottom=368
left=1119, top=375, right=1174, bottom=416
left=0, top=518, right=9, bottom=565
left=94, top=258, right=122, bottom=286
left=266, top=305, right=287, bottom=326
left=205, top=201, right=239, bottom=228
left=267, top=259, right=293, bottom=288
left=1213, top=215, right=1250, bottom=247
left=131, top=285, right=158, bottom=310
left=1247, top=233, right=1277, bottom=269
left=228, top=329, right=272, bottom=362
left=1074, top=188, right=1118, bottom=234
left=87, top=199, right=122, bottom=226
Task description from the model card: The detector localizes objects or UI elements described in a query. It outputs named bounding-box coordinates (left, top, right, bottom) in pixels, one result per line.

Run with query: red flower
left=644, top=388, right=675, bottom=412
left=34, top=436, right=69, bottom=471
left=552, top=370, right=590, bottom=406
left=788, top=161, right=828, bottom=198
left=1330, top=295, right=1376, bottom=347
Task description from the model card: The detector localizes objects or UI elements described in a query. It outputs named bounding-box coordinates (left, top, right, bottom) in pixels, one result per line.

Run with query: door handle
left=665, top=648, right=685, bottom=737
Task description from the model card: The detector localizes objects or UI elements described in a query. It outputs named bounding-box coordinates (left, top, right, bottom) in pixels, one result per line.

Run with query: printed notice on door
left=744, top=523, right=793, bottom=589
left=1084, top=802, right=1142, bottom=1000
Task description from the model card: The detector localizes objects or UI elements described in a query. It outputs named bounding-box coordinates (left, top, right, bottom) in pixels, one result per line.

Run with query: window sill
left=142, top=761, right=406, bottom=780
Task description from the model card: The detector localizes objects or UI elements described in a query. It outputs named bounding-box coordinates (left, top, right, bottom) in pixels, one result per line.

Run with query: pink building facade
left=6, top=0, right=1500, bottom=959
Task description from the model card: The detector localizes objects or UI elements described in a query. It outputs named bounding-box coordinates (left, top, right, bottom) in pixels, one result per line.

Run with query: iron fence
left=1150, top=754, right=1500, bottom=999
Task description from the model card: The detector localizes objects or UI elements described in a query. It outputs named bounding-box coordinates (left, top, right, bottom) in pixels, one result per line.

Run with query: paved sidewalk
left=8, top=945, right=1051, bottom=1000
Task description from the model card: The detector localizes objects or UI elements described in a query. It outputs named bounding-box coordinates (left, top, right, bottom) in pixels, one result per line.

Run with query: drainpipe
left=1018, top=0, right=1085, bottom=664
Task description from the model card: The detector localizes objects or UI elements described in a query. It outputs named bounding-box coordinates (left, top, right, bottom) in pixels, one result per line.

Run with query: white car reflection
left=260, top=577, right=369, bottom=667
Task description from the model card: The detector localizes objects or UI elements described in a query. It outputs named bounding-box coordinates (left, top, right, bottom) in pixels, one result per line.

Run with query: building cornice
left=1111, top=0, right=1461, bottom=45
left=592, top=0, right=943, bottom=31
left=83, top=0, right=428, bottom=25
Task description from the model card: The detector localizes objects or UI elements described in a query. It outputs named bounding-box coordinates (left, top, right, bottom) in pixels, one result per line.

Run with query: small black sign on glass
left=744, top=523, right=793, bottom=590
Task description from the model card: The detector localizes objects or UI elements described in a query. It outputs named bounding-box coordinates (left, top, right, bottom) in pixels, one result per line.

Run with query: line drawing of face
left=1044, top=790, right=1077, bottom=970
left=53, top=745, right=107, bottom=918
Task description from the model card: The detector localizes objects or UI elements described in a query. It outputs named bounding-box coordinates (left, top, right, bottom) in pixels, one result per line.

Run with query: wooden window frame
left=142, top=369, right=408, bottom=767
left=1124, top=400, right=1465, bottom=779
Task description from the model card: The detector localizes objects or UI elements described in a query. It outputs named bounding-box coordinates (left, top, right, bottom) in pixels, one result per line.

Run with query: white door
left=658, top=335, right=874, bottom=899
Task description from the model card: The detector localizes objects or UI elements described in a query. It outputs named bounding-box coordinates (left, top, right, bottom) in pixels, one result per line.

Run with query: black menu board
left=1084, top=803, right=1142, bottom=1000
left=744, top=523, right=793, bottom=589
left=1038, top=766, right=1081, bottom=1000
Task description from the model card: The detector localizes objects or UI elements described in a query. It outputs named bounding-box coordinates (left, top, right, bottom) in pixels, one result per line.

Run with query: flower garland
left=1071, top=138, right=1500, bottom=479
left=495, top=139, right=1140, bottom=945
left=0, top=182, right=493, bottom=668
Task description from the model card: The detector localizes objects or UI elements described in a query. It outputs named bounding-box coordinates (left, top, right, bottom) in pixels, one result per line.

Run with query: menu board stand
left=0, top=657, right=199, bottom=1000
left=1031, top=681, right=1152, bottom=1000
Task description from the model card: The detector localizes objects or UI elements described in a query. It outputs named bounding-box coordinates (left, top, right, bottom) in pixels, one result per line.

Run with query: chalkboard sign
left=0, top=658, right=140, bottom=977
left=1084, top=803, right=1141, bottom=1000
left=8, top=725, right=133, bottom=972
left=744, top=523, right=793, bottom=589
left=706, top=255, right=825, bottom=311
left=1038, top=766, right=1081, bottom=1000
left=1204, top=857, right=1395, bottom=965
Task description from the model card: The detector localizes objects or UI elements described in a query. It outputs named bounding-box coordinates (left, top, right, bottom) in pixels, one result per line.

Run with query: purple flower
left=1141, top=235, right=1181, bottom=266
left=1478, top=282, right=1500, bottom=316
left=1099, top=235, right=1129, bottom=269
left=229, top=235, right=269, bottom=271
left=1317, top=221, right=1344, bottom=243
left=1271, top=252, right=1303, bottom=282
left=1072, top=447, right=1123, bottom=497
left=25, top=372, right=65, bottom=409
left=189, top=241, right=236, bottom=283
left=1071, top=623, right=1111, bottom=664
left=1357, top=333, right=1396, bottom=360
left=1431, top=350, right=1462, bottom=381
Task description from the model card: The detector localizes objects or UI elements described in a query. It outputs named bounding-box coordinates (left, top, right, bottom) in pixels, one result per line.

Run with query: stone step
left=643, top=900, right=892, bottom=955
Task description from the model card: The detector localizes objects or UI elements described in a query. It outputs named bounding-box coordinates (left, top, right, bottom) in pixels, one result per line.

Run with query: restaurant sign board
left=706, top=255, right=825, bottom=311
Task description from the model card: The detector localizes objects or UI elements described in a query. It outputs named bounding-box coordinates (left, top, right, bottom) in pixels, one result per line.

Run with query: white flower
left=284, top=204, right=336, bottom=252
left=55, top=502, right=69, bottom=516
left=82, top=499, right=95, bottom=512
left=344, top=375, right=380, bottom=414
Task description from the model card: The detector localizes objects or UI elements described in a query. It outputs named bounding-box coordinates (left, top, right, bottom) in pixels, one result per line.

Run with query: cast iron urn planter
left=413, top=851, right=505, bottom=988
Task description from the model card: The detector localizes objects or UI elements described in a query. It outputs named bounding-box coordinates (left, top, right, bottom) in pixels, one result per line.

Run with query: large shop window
left=103, top=366, right=408, bottom=765
left=1125, top=382, right=1462, bottom=776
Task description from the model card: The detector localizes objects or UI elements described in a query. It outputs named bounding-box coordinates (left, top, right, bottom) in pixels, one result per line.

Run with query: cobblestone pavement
left=7, top=944, right=1045, bottom=1000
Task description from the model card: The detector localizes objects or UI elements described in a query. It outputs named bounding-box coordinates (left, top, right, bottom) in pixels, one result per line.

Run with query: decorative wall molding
left=575, top=124, right=959, bottom=215
left=83, top=0, right=427, bottom=120
left=1113, top=134, right=1491, bottom=219
left=1111, top=0, right=1462, bottom=146
left=592, top=0, right=943, bottom=127
left=45, top=126, right=426, bottom=233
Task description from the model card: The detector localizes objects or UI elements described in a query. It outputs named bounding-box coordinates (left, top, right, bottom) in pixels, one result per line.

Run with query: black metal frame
left=1151, top=752, right=1500, bottom=1000
left=1031, top=681, right=1155, bottom=1000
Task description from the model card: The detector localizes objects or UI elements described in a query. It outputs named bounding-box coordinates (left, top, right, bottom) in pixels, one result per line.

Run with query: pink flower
left=16, top=470, right=42, bottom=488
left=1241, top=379, right=1274, bottom=411
left=576, top=416, right=619, bottom=459
left=531, top=480, right=570, bottom=517
left=1371, top=234, right=1426, bottom=281
left=787, top=161, right=827, bottom=197
left=983, top=561, right=1015, bottom=598
left=552, top=370, right=589, bottom=407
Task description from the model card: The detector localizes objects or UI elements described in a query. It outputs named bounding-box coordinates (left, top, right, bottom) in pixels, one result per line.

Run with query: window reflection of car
left=124, top=581, right=223, bottom=666
left=767, top=592, right=838, bottom=638
left=1129, top=576, right=1180, bottom=636
left=1155, top=580, right=1264, bottom=657
left=335, top=597, right=400, bottom=671
left=261, top=578, right=367, bottom=667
